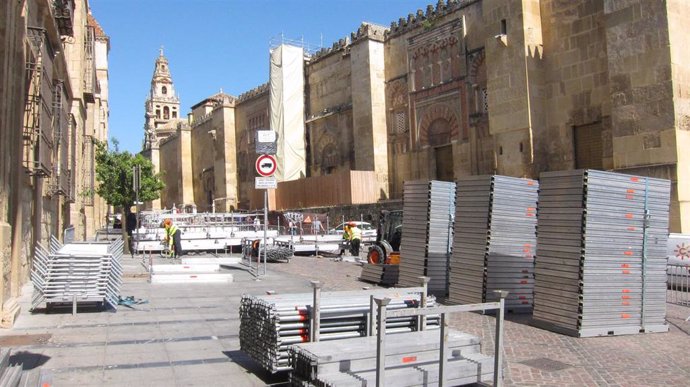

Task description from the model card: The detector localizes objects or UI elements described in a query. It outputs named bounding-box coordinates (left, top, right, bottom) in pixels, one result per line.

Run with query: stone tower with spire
left=143, top=47, right=182, bottom=149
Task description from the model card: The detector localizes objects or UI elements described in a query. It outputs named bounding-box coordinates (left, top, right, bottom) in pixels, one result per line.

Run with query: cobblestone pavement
left=271, top=256, right=690, bottom=387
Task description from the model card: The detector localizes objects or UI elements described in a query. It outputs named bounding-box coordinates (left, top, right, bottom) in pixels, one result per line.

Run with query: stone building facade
left=148, top=0, right=690, bottom=232
left=0, top=0, right=109, bottom=326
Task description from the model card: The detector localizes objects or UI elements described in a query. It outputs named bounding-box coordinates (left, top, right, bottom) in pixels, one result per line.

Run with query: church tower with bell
left=143, top=47, right=182, bottom=150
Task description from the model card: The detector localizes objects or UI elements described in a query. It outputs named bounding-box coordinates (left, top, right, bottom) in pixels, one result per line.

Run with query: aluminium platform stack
left=533, top=169, right=670, bottom=337
left=289, top=329, right=493, bottom=386
left=398, top=180, right=456, bottom=295
left=239, top=287, right=440, bottom=373
left=449, top=175, right=538, bottom=312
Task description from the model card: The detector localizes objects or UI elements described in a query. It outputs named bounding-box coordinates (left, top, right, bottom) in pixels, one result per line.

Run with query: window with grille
left=481, top=88, right=488, bottom=114
left=394, top=111, right=407, bottom=134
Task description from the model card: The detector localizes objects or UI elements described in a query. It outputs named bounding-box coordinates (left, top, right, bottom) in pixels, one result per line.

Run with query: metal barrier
left=373, top=290, right=508, bottom=387
left=667, top=264, right=690, bottom=307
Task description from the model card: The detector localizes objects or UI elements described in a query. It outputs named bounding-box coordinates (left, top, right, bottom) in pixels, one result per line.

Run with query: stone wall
left=667, top=0, right=690, bottom=232
left=235, top=87, right=269, bottom=210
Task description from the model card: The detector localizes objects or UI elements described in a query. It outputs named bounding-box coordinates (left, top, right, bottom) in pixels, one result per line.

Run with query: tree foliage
left=94, top=139, right=164, bottom=212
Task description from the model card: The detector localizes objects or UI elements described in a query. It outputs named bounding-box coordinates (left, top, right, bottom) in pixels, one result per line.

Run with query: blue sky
left=90, top=0, right=433, bottom=153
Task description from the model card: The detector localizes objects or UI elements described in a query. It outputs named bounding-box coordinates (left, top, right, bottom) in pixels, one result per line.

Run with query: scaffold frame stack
left=30, top=237, right=124, bottom=312
left=533, top=169, right=670, bottom=337
left=397, top=180, right=456, bottom=295
left=449, top=175, right=538, bottom=312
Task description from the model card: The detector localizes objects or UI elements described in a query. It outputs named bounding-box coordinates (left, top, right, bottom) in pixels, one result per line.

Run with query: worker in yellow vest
left=349, top=222, right=362, bottom=256
left=162, top=219, right=183, bottom=258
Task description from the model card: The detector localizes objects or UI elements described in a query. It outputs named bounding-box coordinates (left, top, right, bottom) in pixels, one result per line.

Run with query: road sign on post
left=256, top=154, right=277, bottom=177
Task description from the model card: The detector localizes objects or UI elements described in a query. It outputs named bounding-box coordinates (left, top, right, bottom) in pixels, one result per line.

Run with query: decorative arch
left=316, top=132, right=340, bottom=173
left=162, top=85, right=168, bottom=95
left=418, top=103, right=460, bottom=146
left=163, top=106, right=170, bottom=119
left=467, top=49, right=486, bottom=86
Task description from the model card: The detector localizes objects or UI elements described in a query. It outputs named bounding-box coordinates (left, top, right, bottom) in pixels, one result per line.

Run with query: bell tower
left=143, top=47, right=181, bottom=149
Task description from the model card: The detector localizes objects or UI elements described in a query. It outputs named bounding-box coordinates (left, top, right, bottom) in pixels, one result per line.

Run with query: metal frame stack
left=533, top=170, right=670, bottom=337
left=239, top=288, right=439, bottom=373
left=289, top=329, right=493, bottom=386
left=449, top=175, right=538, bottom=311
left=398, top=180, right=456, bottom=295
left=31, top=237, right=124, bottom=312
left=359, top=263, right=399, bottom=286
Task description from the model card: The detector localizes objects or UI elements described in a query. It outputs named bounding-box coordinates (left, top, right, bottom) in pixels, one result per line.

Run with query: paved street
left=0, top=254, right=688, bottom=386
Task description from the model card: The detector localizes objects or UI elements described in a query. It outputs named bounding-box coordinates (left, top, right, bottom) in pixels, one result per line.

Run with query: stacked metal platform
left=289, top=329, right=493, bottom=386
left=398, top=180, right=456, bottom=295
left=30, top=237, right=124, bottom=311
left=533, top=169, right=670, bottom=337
left=359, top=263, right=399, bottom=286
left=239, top=287, right=439, bottom=373
left=449, top=175, right=538, bottom=311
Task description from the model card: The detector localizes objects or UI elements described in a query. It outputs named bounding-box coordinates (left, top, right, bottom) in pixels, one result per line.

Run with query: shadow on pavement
left=222, top=350, right=289, bottom=386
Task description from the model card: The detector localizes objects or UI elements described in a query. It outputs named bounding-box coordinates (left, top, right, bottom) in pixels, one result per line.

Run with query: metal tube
left=374, top=297, right=391, bottom=387
left=310, top=280, right=322, bottom=342
left=493, top=290, right=508, bottom=387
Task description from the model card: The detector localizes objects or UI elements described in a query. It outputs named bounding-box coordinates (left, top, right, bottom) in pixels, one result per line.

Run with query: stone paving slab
left=0, top=253, right=687, bottom=386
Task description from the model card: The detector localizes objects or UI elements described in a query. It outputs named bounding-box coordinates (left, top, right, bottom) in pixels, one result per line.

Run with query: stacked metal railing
left=31, top=237, right=124, bottom=312
left=533, top=170, right=670, bottom=337
left=289, top=329, right=492, bottom=386
left=398, top=180, right=456, bottom=295
left=449, top=175, right=538, bottom=312
left=239, top=287, right=438, bottom=373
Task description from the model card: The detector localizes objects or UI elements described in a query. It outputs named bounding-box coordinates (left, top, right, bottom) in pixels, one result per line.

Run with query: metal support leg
left=72, top=295, right=77, bottom=316
left=374, top=297, right=391, bottom=387
left=368, top=295, right=376, bottom=336
left=439, top=312, right=448, bottom=387
left=493, top=290, right=508, bottom=387
left=419, top=276, right=430, bottom=331
left=310, top=280, right=322, bottom=342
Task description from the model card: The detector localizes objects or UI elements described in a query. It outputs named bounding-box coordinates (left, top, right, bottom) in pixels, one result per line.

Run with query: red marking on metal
left=402, top=356, right=417, bottom=363
left=621, top=264, right=630, bottom=268
left=625, top=213, right=634, bottom=219
left=622, top=270, right=631, bottom=274
left=627, top=227, right=636, bottom=231
left=528, top=181, right=535, bottom=186
left=621, top=313, right=631, bottom=318
left=622, top=302, right=630, bottom=306
left=631, top=177, right=639, bottom=182
left=622, top=295, right=631, bottom=300
left=520, top=280, right=528, bottom=284
left=622, top=289, right=631, bottom=293
left=519, top=296, right=526, bottom=299
left=626, top=195, right=634, bottom=200
left=627, top=189, right=635, bottom=194
left=624, top=251, right=633, bottom=256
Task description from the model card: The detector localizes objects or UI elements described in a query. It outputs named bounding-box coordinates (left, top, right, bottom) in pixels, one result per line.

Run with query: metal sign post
left=255, top=130, right=277, bottom=277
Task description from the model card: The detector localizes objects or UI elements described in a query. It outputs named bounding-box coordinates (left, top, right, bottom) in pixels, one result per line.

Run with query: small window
left=172, top=111, right=177, bottom=118
left=519, top=142, right=523, bottom=152
left=164, top=106, right=170, bottom=119
left=156, top=109, right=161, bottom=119
left=499, top=146, right=503, bottom=155
left=500, top=19, right=507, bottom=35
left=162, top=86, right=167, bottom=95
